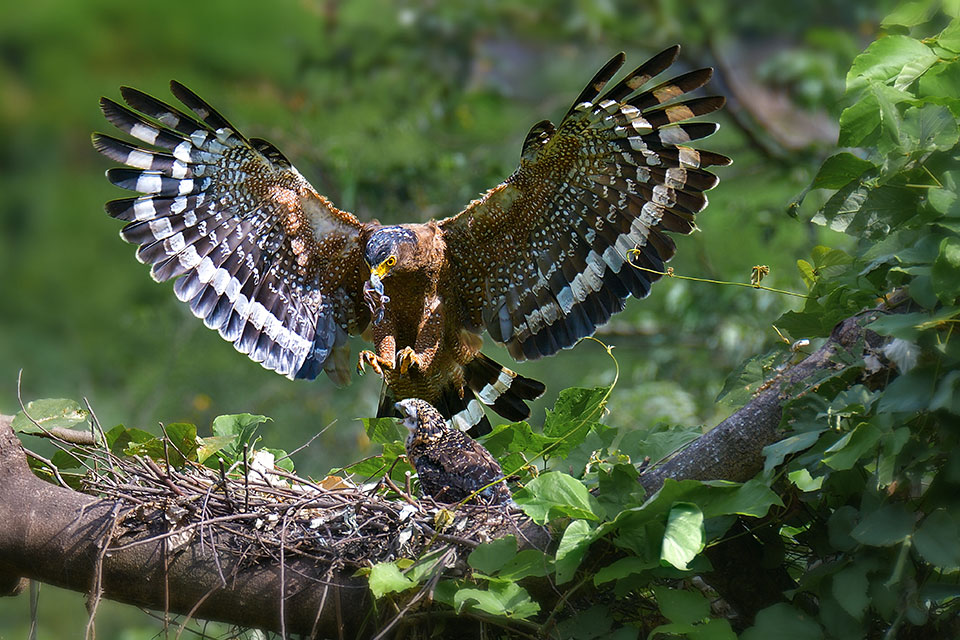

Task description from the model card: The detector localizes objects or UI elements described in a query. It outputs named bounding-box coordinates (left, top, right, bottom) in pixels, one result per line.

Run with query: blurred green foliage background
left=0, top=0, right=892, bottom=635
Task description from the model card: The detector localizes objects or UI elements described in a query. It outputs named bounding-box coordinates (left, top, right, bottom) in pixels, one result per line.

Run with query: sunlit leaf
left=661, top=503, right=704, bottom=570
left=513, top=471, right=601, bottom=523
left=555, top=519, right=595, bottom=584
left=12, top=398, right=89, bottom=434
left=846, top=35, right=937, bottom=92
left=823, top=422, right=882, bottom=470
left=368, top=561, right=415, bottom=598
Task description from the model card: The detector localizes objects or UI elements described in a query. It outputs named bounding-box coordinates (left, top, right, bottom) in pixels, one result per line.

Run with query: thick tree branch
left=0, top=416, right=371, bottom=637
left=638, top=294, right=902, bottom=494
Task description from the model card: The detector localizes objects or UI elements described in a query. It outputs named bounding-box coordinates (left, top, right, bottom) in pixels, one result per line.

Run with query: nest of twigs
left=63, top=436, right=545, bottom=577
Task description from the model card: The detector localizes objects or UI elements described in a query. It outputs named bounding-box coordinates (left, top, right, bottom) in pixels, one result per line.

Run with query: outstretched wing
left=93, top=82, right=370, bottom=382
left=441, top=47, right=730, bottom=361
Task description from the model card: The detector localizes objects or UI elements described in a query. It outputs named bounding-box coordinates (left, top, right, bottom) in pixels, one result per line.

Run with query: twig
left=274, top=419, right=337, bottom=464
left=23, top=449, right=70, bottom=489
left=139, top=455, right=185, bottom=497
left=85, top=501, right=123, bottom=640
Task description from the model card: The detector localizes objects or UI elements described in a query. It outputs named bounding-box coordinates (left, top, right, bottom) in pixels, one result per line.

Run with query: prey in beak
left=363, top=268, right=390, bottom=325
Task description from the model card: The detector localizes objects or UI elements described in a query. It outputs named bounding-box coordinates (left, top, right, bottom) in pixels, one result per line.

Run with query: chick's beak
left=395, top=401, right=418, bottom=432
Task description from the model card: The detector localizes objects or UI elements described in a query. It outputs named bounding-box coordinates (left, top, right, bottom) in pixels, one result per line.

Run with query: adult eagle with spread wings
left=93, top=46, right=729, bottom=436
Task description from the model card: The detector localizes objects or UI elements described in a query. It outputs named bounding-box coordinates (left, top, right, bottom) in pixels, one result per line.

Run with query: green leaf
left=868, top=308, right=960, bottom=340
left=877, top=367, right=936, bottom=414
left=797, top=259, right=816, bottom=289
left=931, top=370, right=960, bottom=415
left=688, top=618, right=737, bottom=640
left=914, top=510, right=960, bottom=569
left=454, top=582, right=539, bottom=619
left=812, top=183, right=918, bottom=239
left=788, top=468, right=823, bottom=492
left=618, top=425, right=702, bottom=464
left=698, top=479, right=783, bottom=518
left=481, top=420, right=556, bottom=462
left=811, top=153, right=876, bottom=190
left=823, top=422, right=882, bottom=470
left=163, top=422, right=198, bottom=465
left=263, top=448, right=294, bottom=472
left=919, top=59, right=960, bottom=99
left=661, top=503, right=704, bottom=570
left=832, top=562, right=870, bottom=620
left=881, top=0, right=937, bottom=26
left=652, top=585, right=710, bottom=624
left=496, top=549, right=553, bottom=580
left=594, top=556, right=655, bottom=586
left=108, top=425, right=157, bottom=456
left=716, top=346, right=790, bottom=406
left=828, top=506, right=860, bottom=552
left=846, top=35, right=937, bottom=92
left=544, top=385, right=608, bottom=435
left=12, top=398, right=89, bottom=433
left=901, top=104, right=960, bottom=153
left=937, top=17, right=960, bottom=51
left=211, top=413, right=270, bottom=456
left=878, top=427, right=911, bottom=487
left=741, top=603, right=824, bottom=640
left=542, top=386, right=609, bottom=455
left=894, top=55, right=938, bottom=91
left=851, top=504, right=914, bottom=546
left=764, top=430, right=824, bottom=472
left=468, top=535, right=517, bottom=574
left=368, top=561, right=415, bottom=598
left=513, top=471, right=600, bottom=523
left=362, top=416, right=404, bottom=444
left=555, top=519, right=595, bottom=584
left=51, top=447, right=86, bottom=470
left=838, top=93, right=880, bottom=147
left=196, top=435, right=236, bottom=464
left=811, top=245, right=854, bottom=274
left=932, top=236, right=960, bottom=304
left=334, top=441, right=414, bottom=482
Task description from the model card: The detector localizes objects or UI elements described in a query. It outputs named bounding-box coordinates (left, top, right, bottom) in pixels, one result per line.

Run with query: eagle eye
left=385, top=255, right=397, bottom=267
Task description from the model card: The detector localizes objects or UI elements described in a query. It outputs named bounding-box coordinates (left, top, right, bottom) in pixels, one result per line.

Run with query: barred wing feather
left=441, top=46, right=730, bottom=361
left=93, top=82, right=369, bottom=382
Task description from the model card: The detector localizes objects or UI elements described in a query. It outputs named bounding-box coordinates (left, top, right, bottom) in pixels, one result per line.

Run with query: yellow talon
left=357, top=350, right=389, bottom=377
left=397, top=347, right=419, bottom=374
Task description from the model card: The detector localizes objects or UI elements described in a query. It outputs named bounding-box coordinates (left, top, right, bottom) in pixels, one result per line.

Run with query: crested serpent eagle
left=93, top=46, right=729, bottom=435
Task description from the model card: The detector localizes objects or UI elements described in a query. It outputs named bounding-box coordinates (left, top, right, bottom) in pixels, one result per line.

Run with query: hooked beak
left=395, top=400, right=418, bottom=432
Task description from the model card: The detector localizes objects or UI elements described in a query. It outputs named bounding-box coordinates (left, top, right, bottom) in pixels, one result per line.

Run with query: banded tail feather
left=375, top=353, right=545, bottom=437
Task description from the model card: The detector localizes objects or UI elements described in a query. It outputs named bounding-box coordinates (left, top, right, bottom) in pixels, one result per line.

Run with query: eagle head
left=364, top=226, right=418, bottom=283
